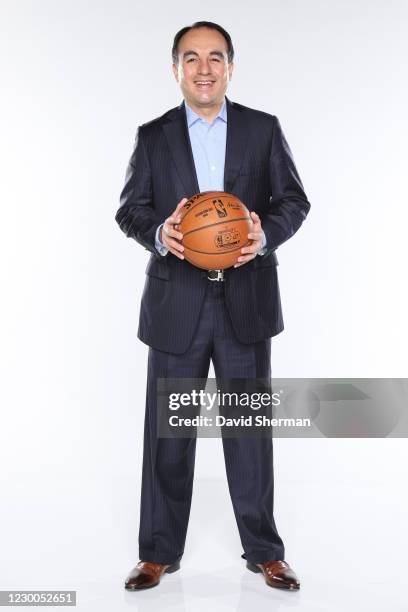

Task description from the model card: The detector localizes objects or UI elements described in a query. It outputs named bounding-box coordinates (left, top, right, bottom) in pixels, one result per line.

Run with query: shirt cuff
left=155, top=223, right=169, bottom=256
left=257, top=230, right=267, bottom=256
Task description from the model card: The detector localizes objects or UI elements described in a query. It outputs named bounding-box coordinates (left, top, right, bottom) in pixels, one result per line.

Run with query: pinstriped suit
left=116, top=97, right=310, bottom=564
left=116, top=97, right=310, bottom=354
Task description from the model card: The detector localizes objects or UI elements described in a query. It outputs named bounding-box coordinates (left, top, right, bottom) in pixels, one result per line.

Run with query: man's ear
left=172, top=63, right=179, bottom=82
left=228, top=62, right=234, bottom=81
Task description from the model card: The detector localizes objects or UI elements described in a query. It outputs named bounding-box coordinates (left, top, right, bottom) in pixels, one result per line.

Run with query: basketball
left=179, top=191, right=253, bottom=270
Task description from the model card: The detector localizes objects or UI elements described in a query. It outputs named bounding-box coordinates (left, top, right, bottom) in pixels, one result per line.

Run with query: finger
left=234, top=255, right=256, bottom=267
left=250, top=211, right=261, bottom=228
left=168, top=246, right=185, bottom=260
left=164, top=237, right=184, bottom=252
left=167, top=204, right=186, bottom=224
left=164, top=225, right=183, bottom=241
left=166, top=214, right=181, bottom=225
left=167, top=199, right=188, bottom=227
left=174, top=198, right=188, bottom=215
left=247, top=232, right=262, bottom=240
left=164, top=234, right=184, bottom=251
left=166, top=218, right=181, bottom=229
left=241, top=243, right=261, bottom=254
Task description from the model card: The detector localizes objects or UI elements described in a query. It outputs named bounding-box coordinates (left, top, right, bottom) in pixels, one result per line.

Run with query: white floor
left=1, top=444, right=407, bottom=612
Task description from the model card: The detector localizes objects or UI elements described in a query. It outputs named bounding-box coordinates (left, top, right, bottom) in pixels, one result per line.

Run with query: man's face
left=172, top=27, right=234, bottom=109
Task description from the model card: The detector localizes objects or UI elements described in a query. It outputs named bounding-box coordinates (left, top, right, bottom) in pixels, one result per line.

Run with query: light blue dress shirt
left=155, top=98, right=266, bottom=257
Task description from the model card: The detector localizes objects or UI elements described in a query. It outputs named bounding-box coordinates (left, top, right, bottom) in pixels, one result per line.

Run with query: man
left=116, top=21, right=310, bottom=591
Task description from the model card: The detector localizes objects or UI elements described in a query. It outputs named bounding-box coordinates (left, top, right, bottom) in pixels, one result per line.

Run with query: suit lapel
left=161, top=97, right=249, bottom=197
left=162, top=102, right=200, bottom=198
left=224, top=97, right=249, bottom=192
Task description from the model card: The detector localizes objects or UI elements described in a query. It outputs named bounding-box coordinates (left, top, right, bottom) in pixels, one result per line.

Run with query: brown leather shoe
left=124, top=560, right=180, bottom=590
left=247, top=560, right=300, bottom=590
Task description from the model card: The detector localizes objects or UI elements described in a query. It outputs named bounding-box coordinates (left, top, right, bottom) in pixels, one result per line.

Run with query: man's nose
left=198, top=60, right=211, bottom=74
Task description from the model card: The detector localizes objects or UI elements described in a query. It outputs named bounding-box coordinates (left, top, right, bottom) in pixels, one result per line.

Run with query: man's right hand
left=160, top=198, right=187, bottom=260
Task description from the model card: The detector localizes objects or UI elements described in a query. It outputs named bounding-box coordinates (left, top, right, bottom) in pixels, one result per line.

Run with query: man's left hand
left=234, top=211, right=264, bottom=268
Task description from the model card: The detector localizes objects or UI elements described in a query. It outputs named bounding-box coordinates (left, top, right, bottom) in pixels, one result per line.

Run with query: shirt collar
left=184, top=98, right=227, bottom=127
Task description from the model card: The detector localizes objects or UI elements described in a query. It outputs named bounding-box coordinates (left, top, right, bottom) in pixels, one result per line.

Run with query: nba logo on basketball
left=213, top=199, right=228, bottom=218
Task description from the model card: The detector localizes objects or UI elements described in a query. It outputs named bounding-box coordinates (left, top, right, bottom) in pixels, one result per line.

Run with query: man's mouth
left=194, top=80, right=215, bottom=89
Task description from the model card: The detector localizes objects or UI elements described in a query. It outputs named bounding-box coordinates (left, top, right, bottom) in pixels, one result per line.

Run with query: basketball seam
left=183, top=240, right=251, bottom=256
left=183, top=216, right=252, bottom=238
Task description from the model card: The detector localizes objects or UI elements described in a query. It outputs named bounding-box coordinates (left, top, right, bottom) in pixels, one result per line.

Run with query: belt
left=207, top=269, right=225, bottom=282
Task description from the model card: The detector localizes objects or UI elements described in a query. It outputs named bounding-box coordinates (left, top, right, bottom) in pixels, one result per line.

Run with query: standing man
left=116, top=21, right=310, bottom=591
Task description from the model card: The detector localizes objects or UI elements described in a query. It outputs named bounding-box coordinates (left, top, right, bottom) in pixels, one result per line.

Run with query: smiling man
left=116, top=21, right=310, bottom=591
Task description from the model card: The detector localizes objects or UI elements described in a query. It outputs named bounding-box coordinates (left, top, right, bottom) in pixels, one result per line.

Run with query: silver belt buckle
left=207, top=269, right=225, bottom=282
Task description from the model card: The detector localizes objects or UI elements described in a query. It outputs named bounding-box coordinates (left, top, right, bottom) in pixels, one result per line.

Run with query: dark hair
left=172, top=21, right=234, bottom=64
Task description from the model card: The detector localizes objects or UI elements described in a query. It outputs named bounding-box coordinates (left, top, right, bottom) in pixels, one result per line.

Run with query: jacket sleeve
left=262, top=116, right=311, bottom=253
left=115, top=126, right=162, bottom=257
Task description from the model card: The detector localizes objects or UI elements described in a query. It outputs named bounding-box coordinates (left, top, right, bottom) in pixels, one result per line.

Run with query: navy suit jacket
left=116, top=97, right=311, bottom=354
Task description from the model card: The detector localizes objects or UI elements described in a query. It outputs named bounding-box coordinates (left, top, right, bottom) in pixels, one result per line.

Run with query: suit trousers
left=138, top=279, right=285, bottom=565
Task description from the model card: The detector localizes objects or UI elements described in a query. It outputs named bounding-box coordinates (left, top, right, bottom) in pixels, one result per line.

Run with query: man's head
left=172, top=22, right=234, bottom=111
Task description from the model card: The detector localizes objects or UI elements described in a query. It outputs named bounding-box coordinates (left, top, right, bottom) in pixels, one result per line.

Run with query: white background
left=1, top=0, right=407, bottom=610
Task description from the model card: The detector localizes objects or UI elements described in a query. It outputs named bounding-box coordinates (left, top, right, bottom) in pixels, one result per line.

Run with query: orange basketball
left=179, top=191, right=252, bottom=270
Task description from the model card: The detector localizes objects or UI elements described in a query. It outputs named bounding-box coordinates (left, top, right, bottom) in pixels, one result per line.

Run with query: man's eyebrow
left=182, top=50, right=226, bottom=59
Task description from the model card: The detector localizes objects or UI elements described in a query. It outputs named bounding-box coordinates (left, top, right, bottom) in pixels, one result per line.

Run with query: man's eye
left=211, top=58, right=221, bottom=62
left=186, top=58, right=197, bottom=63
